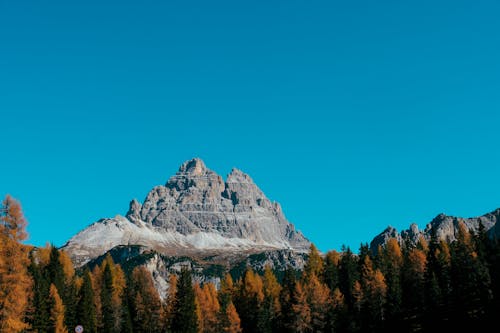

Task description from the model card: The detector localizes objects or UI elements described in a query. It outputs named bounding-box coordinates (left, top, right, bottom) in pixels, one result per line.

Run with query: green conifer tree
left=101, top=263, right=115, bottom=333
left=28, top=251, right=51, bottom=332
left=171, top=267, right=198, bottom=333
left=76, top=269, right=96, bottom=333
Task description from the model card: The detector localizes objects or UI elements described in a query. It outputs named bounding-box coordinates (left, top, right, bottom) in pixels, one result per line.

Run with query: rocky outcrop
left=63, top=158, right=310, bottom=266
left=370, top=208, right=500, bottom=252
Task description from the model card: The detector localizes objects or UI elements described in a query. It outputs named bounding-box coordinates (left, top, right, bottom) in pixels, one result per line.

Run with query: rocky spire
left=126, top=199, right=142, bottom=224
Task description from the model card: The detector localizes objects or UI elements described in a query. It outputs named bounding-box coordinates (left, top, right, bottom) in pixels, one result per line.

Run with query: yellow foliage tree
left=262, top=265, right=281, bottom=325
left=219, top=273, right=235, bottom=309
left=352, top=280, right=363, bottom=313
left=385, top=238, right=403, bottom=268
left=304, top=244, right=324, bottom=281
left=291, top=282, right=311, bottom=333
left=57, top=250, right=74, bottom=282
left=164, top=273, right=178, bottom=330
left=360, top=256, right=387, bottom=322
left=103, top=256, right=127, bottom=331
left=130, top=266, right=163, bottom=332
left=223, top=302, right=242, bottom=333
left=194, top=283, right=220, bottom=333
left=0, top=195, right=33, bottom=333
left=49, top=284, right=68, bottom=333
left=91, top=265, right=103, bottom=330
left=305, top=273, right=331, bottom=331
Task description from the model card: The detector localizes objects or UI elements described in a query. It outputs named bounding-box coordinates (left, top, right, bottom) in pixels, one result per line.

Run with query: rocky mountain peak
left=178, top=157, right=207, bottom=175
left=165, top=158, right=224, bottom=195
left=63, top=158, right=310, bottom=266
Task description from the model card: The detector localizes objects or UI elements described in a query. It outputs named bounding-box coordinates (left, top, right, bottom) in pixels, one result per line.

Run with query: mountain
left=63, top=158, right=310, bottom=268
left=370, top=208, right=500, bottom=252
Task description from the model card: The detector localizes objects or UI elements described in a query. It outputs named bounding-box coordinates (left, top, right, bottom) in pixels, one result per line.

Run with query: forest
left=2, top=194, right=500, bottom=333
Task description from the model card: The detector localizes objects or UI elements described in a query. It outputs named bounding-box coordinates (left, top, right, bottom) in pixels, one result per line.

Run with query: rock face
left=86, top=245, right=308, bottom=299
left=63, top=158, right=310, bottom=266
left=370, top=208, right=500, bottom=252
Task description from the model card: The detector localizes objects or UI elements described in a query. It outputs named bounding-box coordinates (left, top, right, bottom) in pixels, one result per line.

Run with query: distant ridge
left=370, top=208, right=500, bottom=252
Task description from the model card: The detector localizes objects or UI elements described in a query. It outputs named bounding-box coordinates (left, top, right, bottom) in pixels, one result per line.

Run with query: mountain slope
left=63, top=158, right=310, bottom=266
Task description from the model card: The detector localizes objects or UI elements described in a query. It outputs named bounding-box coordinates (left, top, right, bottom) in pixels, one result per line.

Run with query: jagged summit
left=178, top=157, right=207, bottom=175
left=63, top=158, right=310, bottom=266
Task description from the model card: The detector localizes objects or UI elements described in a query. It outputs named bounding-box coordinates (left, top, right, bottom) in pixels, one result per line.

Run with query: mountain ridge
left=370, top=208, right=500, bottom=252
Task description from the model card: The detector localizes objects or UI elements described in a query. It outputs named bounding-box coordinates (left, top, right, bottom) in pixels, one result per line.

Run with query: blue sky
left=1, top=0, right=499, bottom=252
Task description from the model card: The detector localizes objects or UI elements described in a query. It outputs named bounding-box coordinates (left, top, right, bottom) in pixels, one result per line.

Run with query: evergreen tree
left=46, top=246, right=65, bottom=297
left=171, top=267, right=198, bottom=333
left=101, top=264, right=115, bottom=332
left=324, top=250, right=340, bottom=291
left=450, top=222, right=492, bottom=328
left=278, top=267, right=297, bottom=332
left=28, top=251, right=51, bottom=333
left=76, top=269, right=96, bottom=333
left=380, top=238, right=403, bottom=329
left=338, top=246, right=359, bottom=310
left=424, top=230, right=452, bottom=329
left=120, top=284, right=133, bottom=333
left=63, top=276, right=77, bottom=331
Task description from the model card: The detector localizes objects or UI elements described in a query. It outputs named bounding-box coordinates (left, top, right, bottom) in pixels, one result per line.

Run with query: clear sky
left=1, top=0, right=499, bottom=252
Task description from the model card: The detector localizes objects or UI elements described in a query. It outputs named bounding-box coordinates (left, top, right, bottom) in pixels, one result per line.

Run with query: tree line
left=2, top=195, right=500, bottom=332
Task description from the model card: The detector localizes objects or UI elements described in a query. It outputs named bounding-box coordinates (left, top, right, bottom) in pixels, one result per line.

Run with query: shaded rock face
left=370, top=209, right=500, bottom=252
left=63, top=158, right=310, bottom=266
left=86, top=245, right=308, bottom=299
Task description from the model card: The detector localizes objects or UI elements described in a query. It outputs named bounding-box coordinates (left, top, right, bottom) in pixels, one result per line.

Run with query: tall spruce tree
left=76, top=269, right=96, bottom=333
left=46, top=246, right=65, bottom=296
left=101, top=263, right=115, bottom=333
left=324, top=250, right=341, bottom=292
left=278, top=267, right=297, bottom=332
left=120, top=284, right=133, bottom=333
left=28, top=251, right=51, bottom=332
left=450, top=222, right=492, bottom=328
left=338, top=246, right=359, bottom=310
left=171, top=267, right=198, bottom=333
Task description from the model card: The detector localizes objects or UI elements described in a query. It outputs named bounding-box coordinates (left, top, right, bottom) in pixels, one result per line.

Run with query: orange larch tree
left=49, top=284, right=68, bottom=333
left=0, top=195, right=33, bottom=333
